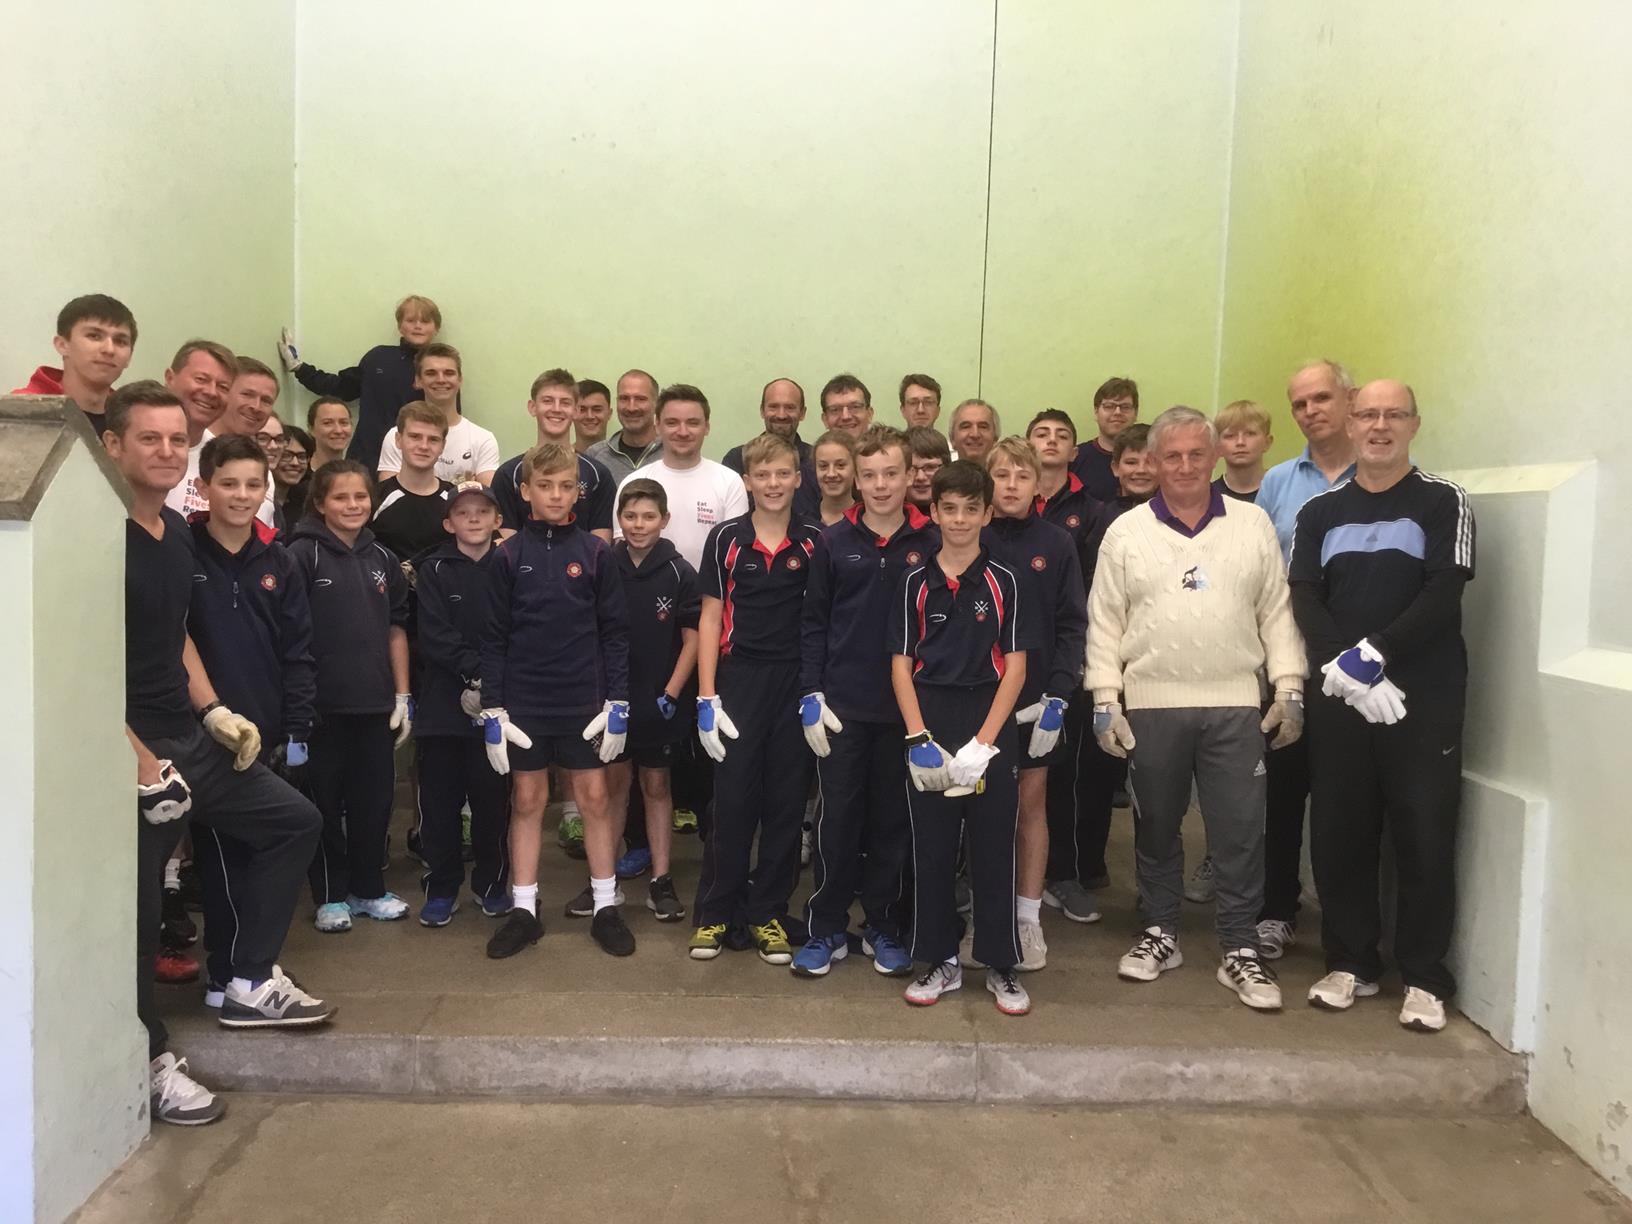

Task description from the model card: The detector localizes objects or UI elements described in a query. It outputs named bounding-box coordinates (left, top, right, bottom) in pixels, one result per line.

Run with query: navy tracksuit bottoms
left=806, top=719, right=912, bottom=940
left=307, top=712, right=397, bottom=904
left=415, top=736, right=511, bottom=906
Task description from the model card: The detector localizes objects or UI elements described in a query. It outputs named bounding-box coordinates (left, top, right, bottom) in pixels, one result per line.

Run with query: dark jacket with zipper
left=613, top=537, right=701, bottom=734
left=289, top=518, right=410, bottom=716
left=188, top=517, right=317, bottom=744
left=413, top=540, right=497, bottom=738
left=985, top=513, right=1087, bottom=704
left=294, top=338, right=421, bottom=472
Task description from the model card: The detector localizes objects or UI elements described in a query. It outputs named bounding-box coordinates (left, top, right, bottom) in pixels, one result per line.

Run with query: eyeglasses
left=910, top=460, right=944, bottom=474
left=256, top=432, right=286, bottom=452
left=281, top=449, right=309, bottom=464
left=903, top=397, right=938, bottom=409
left=1098, top=401, right=1135, bottom=415
left=1350, top=409, right=1415, bottom=426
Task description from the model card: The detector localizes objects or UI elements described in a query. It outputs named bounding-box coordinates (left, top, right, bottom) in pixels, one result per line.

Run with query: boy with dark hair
left=906, top=427, right=951, bottom=513
left=479, top=443, right=634, bottom=959
left=575, top=378, right=613, bottom=452
left=687, top=432, right=821, bottom=964
left=1071, top=376, right=1140, bottom=501
left=1026, top=408, right=1099, bottom=546
left=493, top=368, right=616, bottom=542
left=793, top=425, right=933, bottom=978
left=413, top=481, right=512, bottom=925
left=13, top=292, right=138, bottom=433
left=377, top=343, right=500, bottom=486
left=372, top=401, right=455, bottom=563
left=889, top=460, right=1033, bottom=1014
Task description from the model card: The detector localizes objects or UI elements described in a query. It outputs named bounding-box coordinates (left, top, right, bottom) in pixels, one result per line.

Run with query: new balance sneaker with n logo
left=904, top=959, right=962, bottom=1006
left=986, top=967, right=1031, bottom=1015
left=218, top=967, right=336, bottom=1029
left=1217, top=949, right=1282, bottom=1010
left=1307, top=970, right=1379, bottom=1011
left=150, top=1053, right=224, bottom=1126
left=1118, top=927, right=1182, bottom=981
left=1399, top=986, right=1447, bottom=1033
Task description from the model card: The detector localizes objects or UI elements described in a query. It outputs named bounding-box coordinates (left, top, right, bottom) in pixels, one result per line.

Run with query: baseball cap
left=449, top=480, right=499, bottom=509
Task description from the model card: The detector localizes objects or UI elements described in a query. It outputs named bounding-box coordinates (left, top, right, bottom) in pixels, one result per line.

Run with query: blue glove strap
left=799, top=694, right=822, bottom=727
left=484, top=717, right=503, bottom=745
left=286, top=740, right=309, bottom=767
left=1336, top=647, right=1383, bottom=685
left=1092, top=710, right=1113, bottom=737
left=908, top=742, right=944, bottom=768
left=697, top=699, right=717, bottom=733
left=608, top=702, right=629, bottom=734
left=657, top=694, right=677, bottom=720
left=1040, top=698, right=1066, bottom=732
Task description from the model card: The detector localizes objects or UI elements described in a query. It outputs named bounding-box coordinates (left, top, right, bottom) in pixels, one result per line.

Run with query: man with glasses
left=1071, top=377, right=1139, bottom=502
left=899, top=374, right=942, bottom=429
left=1290, top=381, right=1473, bottom=1034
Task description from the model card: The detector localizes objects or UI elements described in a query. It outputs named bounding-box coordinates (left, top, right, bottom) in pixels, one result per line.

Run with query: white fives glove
left=1320, top=638, right=1387, bottom=704
left=137, top=760, right=193, bottom=825
left=696, top=695, right=739, bottom=763
left=1015, top=693, right=1068, bottom=758
left=202, top=705, right=261, bottom=771
left=277, top=326, right=301, bottom=372
left=799, top=692, right=844, bottom=758
left=1350, top=677, right=1408, bottom=725
left=1260, top=690, right=1305, bottom=750
left=1093, top=702, right=1137, bottom=759
left=481, top=708, right=533, bottom=775
left=949, top=738, right=1000, bottom=788
left=904, top=732, right=954, bottom=792
left=459, top=683, right=484, bottom=720
left=390, top=693, right=414, bottom=748
left=582, top=700, right=630, bottom=764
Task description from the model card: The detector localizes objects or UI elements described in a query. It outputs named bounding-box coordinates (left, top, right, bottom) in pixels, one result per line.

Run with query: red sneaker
left=156, top=950, right=200, bottom=984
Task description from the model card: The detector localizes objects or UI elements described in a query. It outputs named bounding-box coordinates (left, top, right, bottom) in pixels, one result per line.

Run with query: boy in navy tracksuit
left=477, top=442, right=634, bottom=960
left=605, top=478, right=701, bottom=923
left=1026, top=409, right=1101, bottom=552
left=793, top=426, right=935, bottom=979
left=187, top=434, right=317, bottom=1001
left=687, top=433, right=822, bottom=965
left=889, top=460, right=1035, bottom=1015
left=981, top=439, right=1088, bottom=974
left=412, top=482, right=511, bottom=927
left=290, top=460, right=414, bottom=932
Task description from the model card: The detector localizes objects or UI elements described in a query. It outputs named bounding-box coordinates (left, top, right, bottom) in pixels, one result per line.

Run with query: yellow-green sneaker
left=750, top=919, right=793, bottom=965
left=688, top=923, right=728, bottom=960
left=672, top=807, right=698, bottom=835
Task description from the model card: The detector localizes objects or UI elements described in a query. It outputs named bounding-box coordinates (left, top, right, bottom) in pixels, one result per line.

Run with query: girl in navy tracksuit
left=290, top=459, right=413, bottom=932
left=412, top=484, right=510, bottom=924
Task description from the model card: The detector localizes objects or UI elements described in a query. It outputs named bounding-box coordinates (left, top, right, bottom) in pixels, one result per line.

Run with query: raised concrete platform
left=159, top=805, right=1524, bottom=1114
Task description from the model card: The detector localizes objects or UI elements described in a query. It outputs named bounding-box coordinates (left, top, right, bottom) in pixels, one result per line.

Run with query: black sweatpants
left=1261, top=732, right=1310, bottom=923
left=1045, top=694, right=1125, bottom=885
left=307, top=712, right=397, bottom=904
left=906, top=683, right=1020, bottom=971
left=807, top=719, right=912, bottom=940
left=138, top=724, right=320, bottom=1057
left=1306, top=687, right=1464, bottom=999
left=693, top=658, right=810, bottom=926
left=416, top=736, right=511, bottom=904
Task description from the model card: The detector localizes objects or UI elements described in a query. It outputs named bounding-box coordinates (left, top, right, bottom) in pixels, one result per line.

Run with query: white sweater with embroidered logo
left=1086, top=498, right=1305, bottom=710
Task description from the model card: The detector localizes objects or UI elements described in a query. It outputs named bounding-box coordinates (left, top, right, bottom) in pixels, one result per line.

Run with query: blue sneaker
left=790, top=932, right=849, bottom=978
left=863, top=928, right=913, bottom=977
left=475, top=891, right=512, bottom=918
left=419, top=895, right=459, bottom=927
left=615, top=846, right=653, bottom=879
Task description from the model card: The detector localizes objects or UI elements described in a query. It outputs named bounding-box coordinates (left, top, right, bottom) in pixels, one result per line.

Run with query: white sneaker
left=314, top=901, right=352, bottom=933
left=1217, top=949, right=1282, bottom=1010
left=1307, top=970, right=1379, bottom=1011
left=347, top=892, right=409, bottom=921
left=958, top=926, right=985, bottom=969
left=1018, top=920, right=1047, bottom=972
left=800, top=824, right=812, bottom=867
left=219, top=966, right=337, bottom=1029
left=1256, top=918, right=1296, bottom=960
left=904, top=959, right=962, bottom=1006
left=1400, top=986, right=1447, bottom=1032
left=986, top=968, right=1032, bottom=1015
left=1118, top=927, right=1182, bottom=981
left=1183, top=856, right=1216, bottom=903
left=150, top=1053, right=224, bottom=1126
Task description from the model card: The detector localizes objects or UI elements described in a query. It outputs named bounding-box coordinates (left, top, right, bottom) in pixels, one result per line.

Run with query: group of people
left=14, top=291, right=1473, bottom=1129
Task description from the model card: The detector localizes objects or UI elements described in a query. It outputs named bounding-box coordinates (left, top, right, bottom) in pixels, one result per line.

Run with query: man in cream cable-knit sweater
left=1086, top=406, right=1307, bottom=1011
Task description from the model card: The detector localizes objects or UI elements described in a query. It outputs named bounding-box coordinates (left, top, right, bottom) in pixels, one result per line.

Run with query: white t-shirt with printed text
left=164, top=430, right=277, bottom=527
left=614, top=457, right=750, bottom=569
left=377, top=416, right=502, bottom=485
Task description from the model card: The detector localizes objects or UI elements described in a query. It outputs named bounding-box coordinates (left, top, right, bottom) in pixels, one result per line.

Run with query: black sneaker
left=590, top=906, right=636, bottom=956
left=162, top=887, right=198, bottom=947
left=486, top=909, right=544, bottom=959
left=565, top=885, right=594, bottom=919
left=647, top=874, right=685, bottom=923
left=177, top=862, right=204, bottom=911
left=405, top=826, right=427, bottom=867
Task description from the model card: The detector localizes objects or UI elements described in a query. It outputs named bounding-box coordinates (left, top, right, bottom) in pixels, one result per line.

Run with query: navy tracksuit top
left=613, top=537, right=701, bottom=710
left=984, top=514, right=1087, bottom=704
left=294, top=339, right=421, bottom=472
left=187, top=519, right=317, bottom=744
left=288, top=519, right=410, bottom=716
left=413, top=540, right=497, bottom=738
left=800, top=503, right=939, bottom=723
left=1035, top=473, right=1100, bottom=552
left=480, top=517, right=629, bottom=719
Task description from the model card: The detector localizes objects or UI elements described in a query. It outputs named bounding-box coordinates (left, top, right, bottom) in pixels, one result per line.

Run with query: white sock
left=228, top=975, right=262, bottom=994
left=803, top=794, right=819, bottom=822
left=513, top=884, right=539, bottom=917
left=591, top=875, right=617, bottom=914
left=562, top=801, right=581, bottom=818
left=164, top=858, right=182, bottom=890
left=1017, top=896, right=1042, bottom=925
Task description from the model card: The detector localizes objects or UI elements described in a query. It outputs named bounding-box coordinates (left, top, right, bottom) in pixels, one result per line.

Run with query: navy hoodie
left=985, top=513, right=1087, bottom=704
left=294, top=339, right=421, bottom=472
left=801, top=503, right=939, bottom=724
left=413, top=539, right=496, bottom=738
left=613, top=537, right=701, bottom=734
left=289, top=519, right=410, bottom=716
left=481, top=517, right=629, bottom=720
left=187, top=518, right=317, bottom=745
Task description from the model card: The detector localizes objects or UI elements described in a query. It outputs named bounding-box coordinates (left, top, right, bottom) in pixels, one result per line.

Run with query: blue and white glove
left=949, top=738, right=1001, bottom=788
left=481, top=708, right=534, bottom=776
left=390, top=693, right=414, bottom=748
left=277, top=326, right=301, bottom=372
left=270, top=738, right=309, bottom=787
left=138, top=760, right=193, bottom=825
left=1093, top=701, right=1137, bottom=758
left=1015, top=693, right=1068, bottom=758
left=799, top=691, right=845, bottom=758
left=1320, top=638, right=1386, bottom=704
left=656, top=692, right=678, bottom=721
left=696, top=695, right=739, bottom=763
left=583, top=700, right=630, bottom=764
left=904, top=732, right=953, bottom=792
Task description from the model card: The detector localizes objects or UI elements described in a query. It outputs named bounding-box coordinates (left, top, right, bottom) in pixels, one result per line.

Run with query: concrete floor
left=76, top=1096, right=1632, bottom=1224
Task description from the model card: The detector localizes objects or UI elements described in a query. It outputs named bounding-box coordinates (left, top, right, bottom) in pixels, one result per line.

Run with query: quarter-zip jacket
left=1035, top=472, right=1100, bottom=550
left=985, top=513, right=1087, bottom=703
left=613, top=537, right=701, bottom=710
left=189, top=518, right=317, bottom=743
left=801, top=503, right=938, bottom=723
left=289, top=519, right=410, bottom=715
left=294, top=338, right=421, bottom=471
left=414, top=540, right=496, bottom=737
left=481, top=517, right=629, bottom=719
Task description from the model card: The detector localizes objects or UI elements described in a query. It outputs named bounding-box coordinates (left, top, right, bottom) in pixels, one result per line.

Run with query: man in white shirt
left=614, top=384, right=748, bottom=568
left=375, top=342, right=500, bottom=485
left=162, top=338, right=235, bottom=518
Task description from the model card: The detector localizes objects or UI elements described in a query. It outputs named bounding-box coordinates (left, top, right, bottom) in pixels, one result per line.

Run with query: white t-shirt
left=166, top=430, right=279, bottom=527
left=614, top=457, right=750, bottom=568
left=378, top=416, right=501, bottom=485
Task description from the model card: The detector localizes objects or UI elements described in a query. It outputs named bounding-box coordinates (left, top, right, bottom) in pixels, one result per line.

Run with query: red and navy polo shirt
left=890, top=547, right=1027, bottom=687
left=700, top=513, right=821, bottom=663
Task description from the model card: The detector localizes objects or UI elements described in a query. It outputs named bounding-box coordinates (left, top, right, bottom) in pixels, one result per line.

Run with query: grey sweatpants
left=1126, top=706, right=1266, bottom=954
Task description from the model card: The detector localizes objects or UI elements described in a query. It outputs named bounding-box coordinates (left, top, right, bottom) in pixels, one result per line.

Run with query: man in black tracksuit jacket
left=800, top=502, right=938, bottom=956
left=294, top=338, right=425, bottom=473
